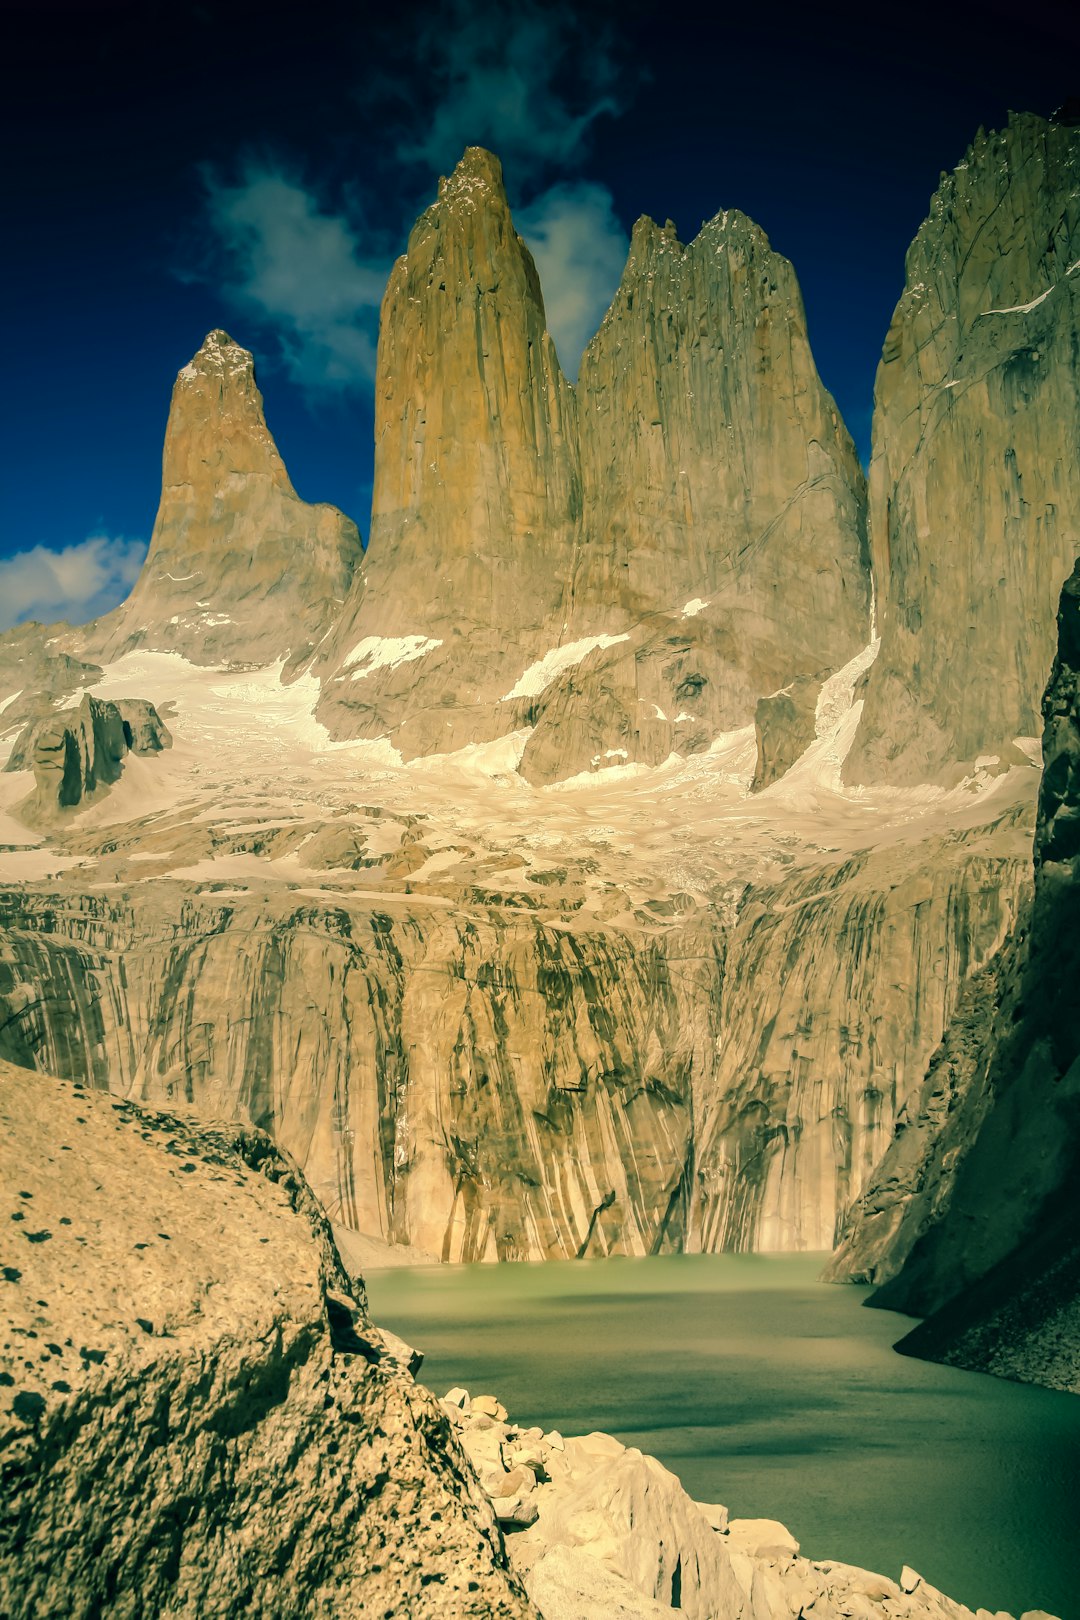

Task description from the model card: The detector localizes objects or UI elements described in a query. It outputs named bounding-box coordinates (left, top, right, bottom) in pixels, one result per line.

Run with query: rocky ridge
left=0, top=1059, right=531, bottom=1618
left=7, top=694, right=170, bottom=818
left=849, top=111, right=1080, bottom=784
left=0, top=112, right=1072, bottom=1276
left=437, top=1386, right=1058, bottom=1620
left=1, top=1057, right=1059, bottom=1620
left=828, top=559, right=1080, bottom=1391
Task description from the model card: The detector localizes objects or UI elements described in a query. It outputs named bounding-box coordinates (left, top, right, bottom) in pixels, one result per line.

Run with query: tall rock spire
left=516, top=209, right=870, bottom=783
left=848, top=111, right=1080, bottom=783
left=91, top=330, right=362, bottom=667
left=573, top=208, right=867, bottom=637
left=320, top=148, right=581, bottom=759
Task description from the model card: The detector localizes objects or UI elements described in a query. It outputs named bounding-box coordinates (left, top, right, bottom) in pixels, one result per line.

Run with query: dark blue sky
left=2, top=0, right=1077, bottom=626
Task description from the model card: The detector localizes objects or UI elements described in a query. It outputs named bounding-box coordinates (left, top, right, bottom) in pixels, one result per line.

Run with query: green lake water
left=366, top=1254, right=1079, bottom=1619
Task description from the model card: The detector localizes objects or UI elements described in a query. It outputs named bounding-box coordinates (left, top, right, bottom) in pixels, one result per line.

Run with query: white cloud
left=0, top=535, right=146, bottom=632
left=395, top=1, right=627, bottom=184
left=518, top=182, right=628, bottom=378
left=199, top=165, right=392, bottom=392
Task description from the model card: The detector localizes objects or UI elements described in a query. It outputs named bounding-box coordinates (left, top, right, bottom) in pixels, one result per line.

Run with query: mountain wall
left=318, top=149, right=869, bottom=783
left=829, top=560, right=1080, bottom=1391
left=0, top=804, right=1028, bottom=1260
left=848, top=111, right=1080, bottom=784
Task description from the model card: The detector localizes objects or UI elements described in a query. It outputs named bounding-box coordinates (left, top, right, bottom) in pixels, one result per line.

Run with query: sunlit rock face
left=526, top=211, right=869, bottom=781
left=690, top=826, right=1028, bottom=1251
left=0, top=118, right=1069, bottom=1275
left=848, top=111, right=1080, bottom=785
left=318, top=150, right=869, bottom=782
left=830, top=561, right=1080, bottom=1392
left=319, top=149, right=582, bottom=762
left=0, top=1061, right=534, bottom=1618
left=0, top=805, right=1028, bottom=1262
left=84, top=330, right=363, bottom=669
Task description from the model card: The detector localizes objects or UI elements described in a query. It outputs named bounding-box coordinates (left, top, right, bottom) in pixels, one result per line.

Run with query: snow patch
left=0, top=690, right=22, bottom=717
left=343, top=635, right=442, bottom=681
left=407, top=729, right=533, bottom=780
left=815, top=636, right=881, bottom=738
left=977, top=285, right=1056, bottom=317
left=681, top=598, right=709, bottom=618
left=501, top=634, right=629, bottom=701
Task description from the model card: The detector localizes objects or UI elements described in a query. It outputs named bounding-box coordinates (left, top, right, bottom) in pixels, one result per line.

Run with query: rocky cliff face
left=86, top=329, right=363, bottom=669
left=0, top=1060, right=533, bottom=1618
left=319, top=151, right=869, bottom=782
left=522, top=212, right=869, bottom=783
left=0, top=117, right=1068, bottom=1286
left=829, top=560, right=1080, bottom=1391
left=0, top=784, right=1030, bottom=1262
left=848, top=111, right=1080, bottom=784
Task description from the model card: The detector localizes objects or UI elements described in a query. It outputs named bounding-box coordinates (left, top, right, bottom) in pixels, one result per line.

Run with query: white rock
left=472, top=1393, right=509, bottom=1421
left=726, top=1518, right=800, bottom=1559
left=694, top=1500, right=729, bottom=1533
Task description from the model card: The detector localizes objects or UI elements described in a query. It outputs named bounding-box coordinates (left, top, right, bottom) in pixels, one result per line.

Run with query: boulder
left=0, top=1062, right=533, bottom=1619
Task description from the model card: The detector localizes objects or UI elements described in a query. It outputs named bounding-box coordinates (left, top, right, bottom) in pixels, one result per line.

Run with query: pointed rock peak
left=629, top=215, right=683, bottom=255
left=696, top=206, right=771, bottom=254
left=177, top=329, right=255, bottom=388
left=438, top=146, right=508, bottom=204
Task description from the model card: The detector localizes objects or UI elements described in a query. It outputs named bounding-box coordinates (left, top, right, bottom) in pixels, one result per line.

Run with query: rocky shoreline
left=439, top=1385, right=1060, bottom=1620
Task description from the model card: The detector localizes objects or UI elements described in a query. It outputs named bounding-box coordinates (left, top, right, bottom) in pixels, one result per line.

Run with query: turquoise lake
left=366, top=1254, right=1079, bottom=1619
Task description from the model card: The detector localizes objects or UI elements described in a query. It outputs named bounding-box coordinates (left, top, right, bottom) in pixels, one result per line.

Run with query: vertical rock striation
left=848, top=111, right=1080, bottom=783
left=830, top=560, right=1080, bottom=1391
left=88, top=329, right=363, bottom=669
left=521, top=210, right=870, bottom=783
left=320, top=149, right=581, bottom=759
left=572, top=210, right=868, bottom=649
left=691, top=826, right=1029, bottom=1251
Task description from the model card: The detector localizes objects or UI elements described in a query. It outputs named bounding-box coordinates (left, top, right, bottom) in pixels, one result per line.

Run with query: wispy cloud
left=198, top=164, right=392, bottom=393
left=518, top=182, right=628, bottom=378
left=0, top=535, right=147, bottom=632
left=188, top=1, right=637, bottom=397
left=391, top=0, right=632, bottom=186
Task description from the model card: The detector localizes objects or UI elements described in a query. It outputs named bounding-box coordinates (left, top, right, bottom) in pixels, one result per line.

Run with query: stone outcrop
left=690, top=822, right=1028, bottom=1251
left=848, top=111, right=1080, bottom=784
left=318, top=151, right=869, bottom=782
left=0, top=1060, right=533, bottom=1618
left=437, top=1387, right=1056, bottom=1620
left=7, top=694, right=170, bottom=816
left=829, top=561, right=1080, bottom=1392
left=85, top=330, right=363, bottom=670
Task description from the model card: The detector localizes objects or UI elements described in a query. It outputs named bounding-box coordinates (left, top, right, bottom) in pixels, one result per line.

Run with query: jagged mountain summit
left=317, top=147, right=870, bottom=781
left=0, top=114, right=1074, bottom=1288
left=83, top=329, right=363, bottom=670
